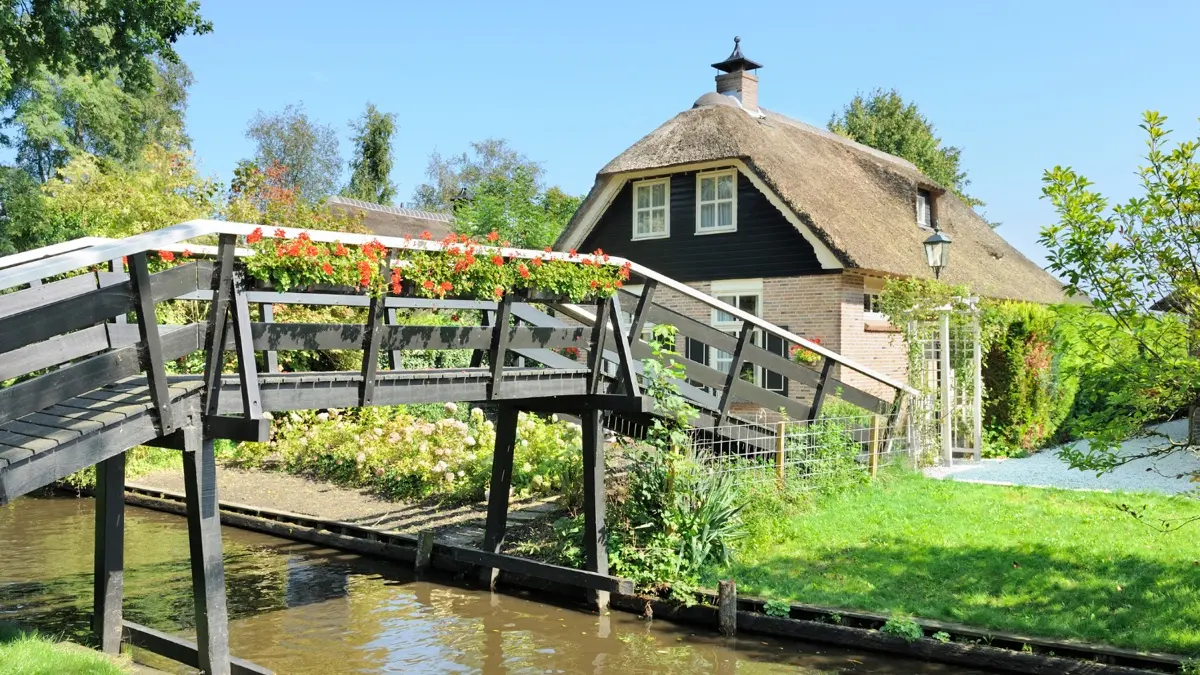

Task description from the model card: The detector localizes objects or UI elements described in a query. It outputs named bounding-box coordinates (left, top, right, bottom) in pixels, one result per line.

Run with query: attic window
left=917, top=189, right=933, bottom=228
left=632, top=178, right=669, bottom=240
left=696, top=170, right=737, bottom=234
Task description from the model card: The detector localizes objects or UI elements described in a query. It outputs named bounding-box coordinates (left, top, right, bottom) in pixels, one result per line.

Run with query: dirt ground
left=133, top=464, right=562, bottom=547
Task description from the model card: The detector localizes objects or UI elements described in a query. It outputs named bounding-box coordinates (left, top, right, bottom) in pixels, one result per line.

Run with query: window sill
left=864, top=319, right=900, bottom=334
left=631, top=233, right=670, bottom=242
left=694, top=227, right=737, bottom=236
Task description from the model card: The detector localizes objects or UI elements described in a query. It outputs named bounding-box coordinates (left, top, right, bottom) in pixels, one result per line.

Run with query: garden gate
left=908, top=308, right=982, bottom=465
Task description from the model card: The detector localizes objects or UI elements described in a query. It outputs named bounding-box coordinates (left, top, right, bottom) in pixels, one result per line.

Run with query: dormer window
left=632, top=178, right=669, bottom=240
left=917, top=188, right=933, bottom=228
left=696, top=169, right=737, bottom=233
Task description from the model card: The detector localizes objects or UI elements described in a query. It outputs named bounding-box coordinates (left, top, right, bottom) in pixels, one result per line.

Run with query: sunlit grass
left=708, top=472, right=1200, bottom=655
left=0, top=623, right=129, bottom=674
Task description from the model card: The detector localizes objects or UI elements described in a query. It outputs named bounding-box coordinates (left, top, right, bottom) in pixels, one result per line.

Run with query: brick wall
left=837, top=273, right=908, bottom=400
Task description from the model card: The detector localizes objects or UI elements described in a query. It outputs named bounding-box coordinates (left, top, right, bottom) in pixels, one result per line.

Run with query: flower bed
left=242, top=227, right=631, bottom=302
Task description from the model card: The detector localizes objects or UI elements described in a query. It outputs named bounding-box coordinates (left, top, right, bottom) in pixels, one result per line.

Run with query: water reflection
left=0, top=495, right=989, bottom=674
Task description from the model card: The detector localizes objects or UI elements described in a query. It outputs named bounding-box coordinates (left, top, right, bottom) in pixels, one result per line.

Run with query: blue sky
left=176, top=0, right=1200, bottom=268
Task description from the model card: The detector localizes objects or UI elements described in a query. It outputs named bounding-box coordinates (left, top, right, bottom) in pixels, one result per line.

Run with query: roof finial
left=712, top=36, right=762, bottom=73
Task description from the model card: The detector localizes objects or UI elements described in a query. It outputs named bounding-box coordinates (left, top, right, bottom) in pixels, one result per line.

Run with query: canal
left=0, top=495, right=991, bottom=674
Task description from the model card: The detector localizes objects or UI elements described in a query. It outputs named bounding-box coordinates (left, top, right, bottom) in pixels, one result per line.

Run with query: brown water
left=0, top=495, right=991, bottom=674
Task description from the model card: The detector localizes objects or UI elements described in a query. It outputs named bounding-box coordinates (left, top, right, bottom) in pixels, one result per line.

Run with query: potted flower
left=789, top=338, right=822, bottom=366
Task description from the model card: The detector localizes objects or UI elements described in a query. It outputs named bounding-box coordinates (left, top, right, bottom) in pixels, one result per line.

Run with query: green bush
left=763, top=599, right=791, bottom=618
left=259, top=405, right=582, bottom=504
left=881, top=615, right=925, bottom=642
left=979, top=301, right=1079, bottom=454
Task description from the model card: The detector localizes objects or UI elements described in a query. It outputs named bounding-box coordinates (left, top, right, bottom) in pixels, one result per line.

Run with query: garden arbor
left=0, top=221, right=912, bottom=674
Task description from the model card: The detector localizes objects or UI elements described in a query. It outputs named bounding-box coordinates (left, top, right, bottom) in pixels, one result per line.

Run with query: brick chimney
left=712, top=36, right=763, bottom=113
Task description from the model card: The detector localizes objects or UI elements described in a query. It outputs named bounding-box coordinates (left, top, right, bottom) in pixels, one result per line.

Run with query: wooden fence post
left=415, top=530, right=434, bottom=575
left=718, top=580, right=737, bottom=637
left=92, top=452, right=125, bottom=654
left=481, top=405, right=519, bottom=589
left=775, top=421, right=786, bottom=490
left=869, top=414, right=882, bottom=478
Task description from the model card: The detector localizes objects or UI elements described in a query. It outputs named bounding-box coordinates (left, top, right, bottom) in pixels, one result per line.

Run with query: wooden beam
left=587, top=299, right=611, bottom=394
left=627, top=279, right=657, bottom=343
left=107, top=259, right=127, bottom=325
left=230, top=270, right=263, bottom=420
left=384, top=307, right=402, bottom=370
left=806, top=358, right=835, bottom=425
left=0, top=272, right=100, bottom=320
left=205, top=416, right=270, bottom=443
left=0, top=324, right=111, bottom=382
left=480, top=405, right=518, bottom=589
left=470, top=310, right=492, bottom=368
left=882, top=391, right=906, bottom=455
left=92, top=452, right=125, bottom=654
left=359, top=295, right=385, bottom=407
left=122, top=622, right=272, bottom=675
left=181, top=424, right=232, bottom=675
left=128, top=252, right=174, bottom=435
left=581, top=407, right=609, bottom=609
left=434, top=545, right=634, bottom=596
left=259, top=302, right=278, bottom=374
left=487, top=295, right=514, bottom=399
left=201, top=234, right=237, bottom=418
left=717, top=320, right=754, bottom=426
left=606, top=295, right=641, bottom=397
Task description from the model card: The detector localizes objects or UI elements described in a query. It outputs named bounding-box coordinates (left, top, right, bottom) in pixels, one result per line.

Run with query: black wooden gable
left=579, top=167, right=827, bottom=282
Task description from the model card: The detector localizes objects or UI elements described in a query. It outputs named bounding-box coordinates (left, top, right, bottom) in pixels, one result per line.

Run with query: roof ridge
left=326, top=195, right=454, bottom=222
left=757, top=108, right=922, bottom=174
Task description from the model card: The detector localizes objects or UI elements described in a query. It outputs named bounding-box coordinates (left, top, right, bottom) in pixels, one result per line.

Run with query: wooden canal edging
left=115, top=484, right=1182, bottom=675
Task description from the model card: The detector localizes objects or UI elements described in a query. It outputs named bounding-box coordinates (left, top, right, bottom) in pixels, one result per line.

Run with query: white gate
left=907, top=310, right=982, bottom=466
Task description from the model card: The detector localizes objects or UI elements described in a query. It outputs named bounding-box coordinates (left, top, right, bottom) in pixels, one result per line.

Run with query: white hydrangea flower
left=388, top=432, right=400, bottom=443
left=299, top=437, right=309, bottom=447
left=262, top=411, right=274, bottom=420
left=444, top=472, right=455, bottom=482
left=316, top=412, right=329, bottom=422
left=471, top=407, right=485, bottom=419
left=521, top=462, right=532, bottom=473
left=457, top=470, right=465, bottom=477
left=444, top=401, right=458, bottom=415
left=464, top=436, right=476, bottom=447
left=373, top=428, right=384, bottom=436
left=433, top=460, right=447, bottom=472
left=550, top=414, right=558, bottom=423
left=355, top=452, right=366, bottom=464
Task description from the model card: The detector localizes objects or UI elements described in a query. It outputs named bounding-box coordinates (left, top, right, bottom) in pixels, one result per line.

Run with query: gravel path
left=925, top=420, right=1200, bottom=494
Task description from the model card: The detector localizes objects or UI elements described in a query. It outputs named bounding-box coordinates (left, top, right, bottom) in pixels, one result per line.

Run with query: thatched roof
left=326, top=196, right=454, bottom=240
left=560, top=102, right=1065, bottom=304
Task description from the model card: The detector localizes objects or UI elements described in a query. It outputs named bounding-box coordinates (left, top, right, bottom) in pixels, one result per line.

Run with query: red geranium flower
left=544, top=246, right=552, bottom=252
left=334, top=242, right=348, bottom=257
left=491, top=255, right=504, bottom=267
left=158, top=250, right=175, bottom=262
left=247, top=227, right=264, bottom=244
left=487, top=231, right=499, bottom=242
left=532, top=257, right=543, bottom=267
left=321, top=262, right=333, bottom=275
left=589, top=279, right=598, bottom=289
left=493, top=286, right=504, bottom=298
left=390, top=268, right=403, bottom=295
left=517, top=264, right=530, bottom=279
left=182, top=249, right=192, bottom=258
left=274, top=228, right=287, bottom=238
left=440, top=281, right=453, bottom=293
left=568, top=248, right=577, bottom=257
left=423, top=280, right=435, bottom=290
left=420, top=231, right=432, bottom=240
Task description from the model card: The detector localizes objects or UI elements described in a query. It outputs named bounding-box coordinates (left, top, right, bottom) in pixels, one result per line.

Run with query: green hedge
left=979, top=301, right=1079, bottom=454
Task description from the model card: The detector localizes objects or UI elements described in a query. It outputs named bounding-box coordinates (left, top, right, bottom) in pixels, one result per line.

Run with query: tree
left=1040, top=111, right=1200, bottom=505
left=41, top=144, right=219, bottom=239
left=411, top=138, right=542, bottom=212
left=0, top=0, right=210, bottom=103
left=453, top=166, right=580, bottom=249
left=830, top=89, right=982, bottom=208
left=227, top=159, right=366, bottom=235
left=0, top=166, right=51, bottom=254
left=245, top=104, right=341, bottom=201
left=4, top=58, right=194, bottom=181
left=343, top=103, right=397, bottom=205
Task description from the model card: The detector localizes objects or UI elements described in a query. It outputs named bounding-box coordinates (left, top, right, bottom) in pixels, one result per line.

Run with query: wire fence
left=689, top=408, right=913, bottom=492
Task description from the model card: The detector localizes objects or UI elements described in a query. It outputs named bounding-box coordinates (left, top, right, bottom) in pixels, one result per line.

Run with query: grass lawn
left=0, top=623, right=129, bottom=674
left=710, top=472, right=1200, bottom=655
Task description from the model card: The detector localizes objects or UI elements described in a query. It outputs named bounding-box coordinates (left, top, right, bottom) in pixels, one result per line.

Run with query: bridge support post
left=92, top=451, right=125, bottom=654
left=581, top=407, right=609, bottom=610
left=481, top=405, right=519, bottom=590
left=181, top=424, right=231, bottom=675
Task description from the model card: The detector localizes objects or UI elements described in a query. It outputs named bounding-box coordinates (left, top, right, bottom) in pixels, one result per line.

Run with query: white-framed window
left=863, top=277, right=886, bottom=321
left=917, top=188, right=933, bottom=228
left=632, top=178, right=669, bottom=240
left=710, top=279, right=762, bottom=386
left=696, top=169, right=737, bottom=233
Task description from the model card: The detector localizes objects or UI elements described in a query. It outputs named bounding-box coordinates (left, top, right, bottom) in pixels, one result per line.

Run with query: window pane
left=652, top=182, right=666, bottom=207
left=637, top=185, right=650, bottom=209
left=718, top=202, right=733, bottom=227
left=700, top=176, right=715, bottom=202
left=700, top=203, right=715, bottom=229
left=714, top=348, right=732, bottom=373
left=864, top=293, right=872, bottom=311
left=651, top=208, right=665, bottom=233
left=636, top=210, right=649, bottom=234
left=739, top=295, right=758, bottom=317
left=717, top=174, right=734, bottom=199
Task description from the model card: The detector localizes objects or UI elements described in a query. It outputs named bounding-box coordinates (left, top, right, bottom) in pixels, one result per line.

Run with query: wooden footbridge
left=0, top=222, right=912, bottom=674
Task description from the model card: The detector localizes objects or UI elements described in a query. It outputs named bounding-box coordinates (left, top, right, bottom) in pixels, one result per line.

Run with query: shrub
left=258, top=405, right=582, bottom=504
left=763, top=599, right=791, bottom=618
left=881, top=616, right=924, bottom=642
left=979, top=301, right=1079, bottom=454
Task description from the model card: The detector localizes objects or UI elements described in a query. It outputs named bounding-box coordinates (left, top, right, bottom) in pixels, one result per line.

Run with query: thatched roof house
left=557, top=46, right=1064, bottom=305
left=326, top=196, right=454, bottom=241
